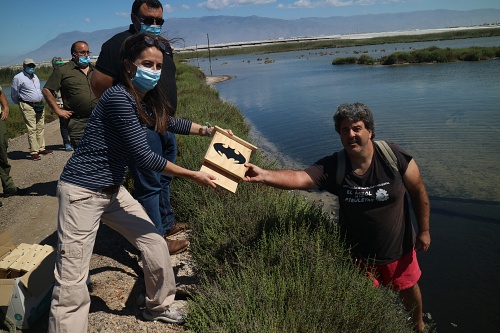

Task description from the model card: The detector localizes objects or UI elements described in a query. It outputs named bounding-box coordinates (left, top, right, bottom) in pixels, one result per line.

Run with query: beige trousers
left=48, top=181, right=176, bottom=333
left=19, top=101, right=45, bottom=154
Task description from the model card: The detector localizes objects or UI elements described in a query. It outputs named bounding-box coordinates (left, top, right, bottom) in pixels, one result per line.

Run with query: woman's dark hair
left=333, top=102, right=376, bottom=138
left=119, top=33, right=172, bottom=133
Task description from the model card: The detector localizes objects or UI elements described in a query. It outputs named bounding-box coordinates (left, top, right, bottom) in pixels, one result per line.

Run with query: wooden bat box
left=201, top=126, right=258, bottom=193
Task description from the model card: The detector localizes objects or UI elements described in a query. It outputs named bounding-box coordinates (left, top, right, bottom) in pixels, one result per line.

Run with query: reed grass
left=172, top=62, right=417, bottom=332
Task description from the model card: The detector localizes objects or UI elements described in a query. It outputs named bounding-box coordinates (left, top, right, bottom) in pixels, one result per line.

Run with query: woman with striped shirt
left=48, top=33, right=215, bottom=332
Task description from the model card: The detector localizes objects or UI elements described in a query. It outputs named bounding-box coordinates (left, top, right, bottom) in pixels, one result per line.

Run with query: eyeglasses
left=143, top=35, right=168, bottom=53
left=74, top=51, right=91, bottom=56
left=136, top=15, right=164, bottom=26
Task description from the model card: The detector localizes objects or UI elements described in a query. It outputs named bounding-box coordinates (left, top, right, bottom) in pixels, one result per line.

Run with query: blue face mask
left=140, top=23, right=162, bottom=35
left=78, top=56, right=91, bottom=67
left=132, top=65, right=161, bottom=93
left=25, top=67, right=35, bottom=74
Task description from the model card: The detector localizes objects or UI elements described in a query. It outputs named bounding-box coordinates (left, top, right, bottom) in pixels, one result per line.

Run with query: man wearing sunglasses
left=91, top=0, right=212, bottom=256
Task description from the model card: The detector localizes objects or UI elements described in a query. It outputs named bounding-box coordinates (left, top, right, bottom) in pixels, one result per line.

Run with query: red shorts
left=359, top=249, right=421, bottom=290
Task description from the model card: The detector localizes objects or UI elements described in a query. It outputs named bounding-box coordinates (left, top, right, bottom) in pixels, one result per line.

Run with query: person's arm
left=42, top=88, right=73, bottom=119
left=244, top=162, right=317, bottom=190
left=162, top=159, right=217, bottom=188
left=10, top=77, right=20, bottom=104
left=403, top=159, right=431, bottom=252
left=188, top=123, right=233, bottom=137
left=90, top=69, right=114, bottom=98
left=0, top=91, right=9, bottom=121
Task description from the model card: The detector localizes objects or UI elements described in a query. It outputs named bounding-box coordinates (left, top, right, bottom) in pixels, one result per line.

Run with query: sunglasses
left=136, top=15, right=164, bottom=26
left=143, top=35, right=168, bottom=53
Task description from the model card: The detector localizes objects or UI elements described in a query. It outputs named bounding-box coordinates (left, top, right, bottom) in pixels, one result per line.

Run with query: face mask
left=25, top=67, right=35, bottom=74
left=78, top=56, right=91, bottom=67
left=140, top=23, right=161, bottom=35
left=132, top=65, right=161, bottom=93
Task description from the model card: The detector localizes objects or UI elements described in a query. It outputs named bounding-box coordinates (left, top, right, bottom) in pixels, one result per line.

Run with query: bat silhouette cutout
left=213, top=143, right=246, bottom=164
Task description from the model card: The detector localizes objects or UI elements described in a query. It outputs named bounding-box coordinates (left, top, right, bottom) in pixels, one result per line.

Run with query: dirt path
left=0, top=119, right=66, bottom=244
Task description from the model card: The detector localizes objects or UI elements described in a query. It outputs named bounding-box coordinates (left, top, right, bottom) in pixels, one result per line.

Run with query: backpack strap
left=335, top=140, right=399, bottom=187
left=336, top=149, right=346, bottom=187
left=374, top=140, right=399, bottom=174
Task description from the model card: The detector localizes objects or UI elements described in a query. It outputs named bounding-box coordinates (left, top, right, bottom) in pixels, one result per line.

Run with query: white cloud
left=198, top=0, right=276, bottom=10
left=114, top=11, right=129, bottom=17
left=164, top=4, right=174, bottom=12
left=181, top=4, right=191, bottom=9
left=85, top=18, right=91, bottom=23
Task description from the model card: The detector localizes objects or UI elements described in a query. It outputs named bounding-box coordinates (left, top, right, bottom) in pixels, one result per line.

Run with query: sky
left=0, top=0, right=499, bottom=63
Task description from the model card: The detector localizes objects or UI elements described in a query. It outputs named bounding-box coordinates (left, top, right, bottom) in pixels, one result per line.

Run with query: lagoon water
left=191, top=36, right=500, bottom=333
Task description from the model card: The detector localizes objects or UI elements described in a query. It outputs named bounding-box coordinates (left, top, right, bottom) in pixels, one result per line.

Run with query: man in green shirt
left=43, top=41, right=97, bottom=148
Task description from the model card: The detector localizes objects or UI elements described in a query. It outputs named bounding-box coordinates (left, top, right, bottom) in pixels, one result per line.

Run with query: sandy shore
left=205, top=75, right=234, bottom=85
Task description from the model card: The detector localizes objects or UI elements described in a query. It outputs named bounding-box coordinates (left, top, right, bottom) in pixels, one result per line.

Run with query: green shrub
left=171, top=62, right=420, bottom=332
left=357, top=54, right=376, bottom=65
left=332, top=57, right=358, bottom=65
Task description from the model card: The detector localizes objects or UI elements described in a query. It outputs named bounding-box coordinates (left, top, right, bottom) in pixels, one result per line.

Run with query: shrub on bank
left=172, top=61, right=416, bottom=332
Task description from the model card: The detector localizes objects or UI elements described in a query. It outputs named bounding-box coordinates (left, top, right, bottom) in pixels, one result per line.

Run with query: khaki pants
left=48, top=181, right=176, bottom=333
left=20, top=101, right=45, bottom=154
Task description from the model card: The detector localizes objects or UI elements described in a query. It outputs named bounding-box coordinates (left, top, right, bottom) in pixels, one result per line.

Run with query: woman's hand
left=192, top=170, right=217, bottom=188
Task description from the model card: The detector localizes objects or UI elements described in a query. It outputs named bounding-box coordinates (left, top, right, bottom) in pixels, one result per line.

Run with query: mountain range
left=5, top=9, right=500, bottom=66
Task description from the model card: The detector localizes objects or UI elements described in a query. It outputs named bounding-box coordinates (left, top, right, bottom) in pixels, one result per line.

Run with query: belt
left=99, top=184, right=120, bottom=195
left=20, top=99, right=42, bottom=106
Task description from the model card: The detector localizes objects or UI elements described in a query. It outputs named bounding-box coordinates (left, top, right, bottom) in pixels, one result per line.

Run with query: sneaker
left=143, top=308, right=185, bottom=324
left=31, top=153, right=41, bottom=161
left=64, top=143, right=73, bottom=151
left=164, top=222, right=188, bottom=238
left=39, top=149, right=53, bottom=155
left=3, top=187, right=28, bottom=197
left=166, top=239, right=189, bottom=255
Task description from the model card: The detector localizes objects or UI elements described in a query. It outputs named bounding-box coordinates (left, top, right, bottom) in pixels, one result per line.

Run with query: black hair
left=70, top=41, right=89, bottom=54
left=333, top=102, right=376, bottom=139
left=119, top=33, right=172, bottom=133
left=132, top=0, right=162, bottom=15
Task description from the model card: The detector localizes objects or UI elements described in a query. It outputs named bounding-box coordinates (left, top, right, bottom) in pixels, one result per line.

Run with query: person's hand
left=57, top=109, right=73, bottom=119
left=207, top=126, right=233, bottom=136
left=415, top=230, right=431, bottom=252
left=192, top=170, right=217, bottom=188
left=0, top=107, right=9, bottom=121
left=243, top=162, right=265, bottom=183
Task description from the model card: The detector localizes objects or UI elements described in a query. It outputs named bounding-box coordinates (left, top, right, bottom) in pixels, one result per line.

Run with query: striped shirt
left=60, top=84, right=191, bottom=190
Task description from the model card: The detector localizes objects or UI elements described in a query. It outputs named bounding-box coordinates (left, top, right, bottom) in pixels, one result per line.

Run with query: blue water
left=192, top=37, right=500, bottom=333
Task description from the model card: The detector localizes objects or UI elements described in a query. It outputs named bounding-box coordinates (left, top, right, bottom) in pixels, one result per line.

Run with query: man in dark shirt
left=0, top=87, right=27, bottom=199
left=243, top=103, right=430, bottom=332
left=43, top=41, right=97, bottom=148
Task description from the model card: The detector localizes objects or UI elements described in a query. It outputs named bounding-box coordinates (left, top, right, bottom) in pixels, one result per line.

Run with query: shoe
left=64, top=144, right=73, bottom=151
left=164, top=222, right=188, bottom=238
left=166, top=239, right=189, bottom=255
left=31, top=153, right=41, bottom=161
left=0, top=201, right=3, bottom=208
left=39, top=149, right=53, bottom=155
left=143, top=308, right=185, bottom=324
left=4, top=187, right=28, bottom=197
